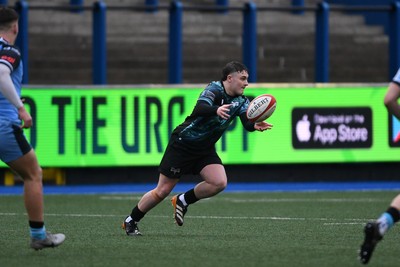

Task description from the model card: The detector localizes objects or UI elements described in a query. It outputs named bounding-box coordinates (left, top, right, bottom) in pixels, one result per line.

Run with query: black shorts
left=158, top=136, right=222, bottom=179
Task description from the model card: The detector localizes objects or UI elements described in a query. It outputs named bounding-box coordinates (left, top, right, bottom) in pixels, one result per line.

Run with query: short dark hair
left=0, top=7, right=19, bottom=29
left=221, top=61, right=248, bottom=81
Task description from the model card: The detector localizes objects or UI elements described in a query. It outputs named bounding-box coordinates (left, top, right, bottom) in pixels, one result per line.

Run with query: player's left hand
left=254, top=121, right=273, bottom=132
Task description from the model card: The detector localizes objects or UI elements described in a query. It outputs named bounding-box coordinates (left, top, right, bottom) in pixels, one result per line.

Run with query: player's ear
left=12, top=22, right=18, bottom=35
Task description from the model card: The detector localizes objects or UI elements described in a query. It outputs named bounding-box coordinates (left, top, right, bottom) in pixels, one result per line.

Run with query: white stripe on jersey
left=393, top=68, right=400, bottom=83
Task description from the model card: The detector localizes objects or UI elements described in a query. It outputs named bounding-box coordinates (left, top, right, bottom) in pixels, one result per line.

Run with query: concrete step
left=26, top=4, right=384, bottom=37
left=27, top=62, right=389, bottom=85
left=28, top=69, right=92, bottom=85
left=107, top=69, right=168, bottom=84
left=330, top=68, right=389, bottom=82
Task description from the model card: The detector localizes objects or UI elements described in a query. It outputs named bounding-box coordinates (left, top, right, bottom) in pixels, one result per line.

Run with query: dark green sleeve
left=240, top=112, right=256, bottom=132
left=191, top=100, right=219, bottom=117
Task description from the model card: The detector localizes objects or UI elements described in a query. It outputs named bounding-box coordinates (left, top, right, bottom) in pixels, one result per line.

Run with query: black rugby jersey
left=172, top=81, right=255, bottom=150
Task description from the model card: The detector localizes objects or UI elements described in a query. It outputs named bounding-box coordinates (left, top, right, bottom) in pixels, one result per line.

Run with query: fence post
left=168, top=1, right=182, bottom=84
left=292, top=0, right=304, bottom=15
left=15, top=1, right=28, bottom=84
left=145, top=0, right=158, bottom=13
left=70, top=0, right=83, bottom=13
left=216, top=0, right=228, bottom=14
left=390, top=1, right=400, bottom=79
left=242, top=2, right=257, bottom=82
left=92, top=1, right=107, bottom=85
left=315, top=2, right=329, bottom=83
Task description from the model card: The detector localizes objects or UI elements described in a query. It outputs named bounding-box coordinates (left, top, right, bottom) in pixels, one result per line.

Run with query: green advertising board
left=4, top=84, right=398, bottom=167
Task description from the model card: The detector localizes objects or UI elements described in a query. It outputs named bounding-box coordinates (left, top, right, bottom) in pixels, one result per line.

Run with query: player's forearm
left=239, top=113, right=256, bottom=132
left=0, top=65, right=23, bottom=108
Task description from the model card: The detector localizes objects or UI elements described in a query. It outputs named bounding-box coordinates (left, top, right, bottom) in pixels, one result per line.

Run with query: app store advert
left=292, top=107, right=372, bottom=149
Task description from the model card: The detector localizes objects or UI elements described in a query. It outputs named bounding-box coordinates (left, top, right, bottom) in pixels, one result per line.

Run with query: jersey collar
left=0, top=37, right=9, bottom=45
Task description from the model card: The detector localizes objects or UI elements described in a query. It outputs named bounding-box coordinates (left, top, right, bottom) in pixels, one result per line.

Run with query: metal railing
left=3, top=1, right=400, bottom=84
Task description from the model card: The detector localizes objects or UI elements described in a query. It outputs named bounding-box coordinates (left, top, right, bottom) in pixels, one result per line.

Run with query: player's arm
left=239, top=112, right=273, bottom=132
left=0, top=64, right=23, bottom=108
left=192, top=100, right=232, bottom=120
left=195, top=87, right=234, bottom=119
left=0, top=64, right=32, bottom=128
left=239, top=112, right=256, bottom=131
left=192, top=100, right=219, bottom=117
left=384, top=81, right=400, bottom=120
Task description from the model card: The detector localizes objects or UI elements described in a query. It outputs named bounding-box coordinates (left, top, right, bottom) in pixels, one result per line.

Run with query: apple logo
left=296, top=115, right=311, bottom=142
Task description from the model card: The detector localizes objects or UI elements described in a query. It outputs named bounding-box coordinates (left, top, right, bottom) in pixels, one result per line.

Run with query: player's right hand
left=18, top=106, right=33, bottom=128
left=217, top=104, right=232, bottom=120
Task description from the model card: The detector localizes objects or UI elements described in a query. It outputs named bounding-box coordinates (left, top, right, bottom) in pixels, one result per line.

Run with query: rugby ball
left=246, top=94, right=277, bottom=123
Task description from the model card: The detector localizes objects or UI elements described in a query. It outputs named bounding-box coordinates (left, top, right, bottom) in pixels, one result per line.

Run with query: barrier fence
left=1, top=1, right=400, bottom=84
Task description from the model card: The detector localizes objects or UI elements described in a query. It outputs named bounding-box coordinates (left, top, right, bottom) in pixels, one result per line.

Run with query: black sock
left=130, top=205, right=146, bottom=222
left=29, top=221, right=44, bottom=228
left=184, top=188, right=199, bottom=205
left=387, top=207, right=400, bottom=223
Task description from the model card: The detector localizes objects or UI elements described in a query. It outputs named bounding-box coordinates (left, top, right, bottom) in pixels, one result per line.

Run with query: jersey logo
left=170, top=167, right=181, bottom=175
left=231, top=101, right=239, bottom=108
left=200, top=90, right=216, bottom=102
left=1, top=55, right=15, bottom=64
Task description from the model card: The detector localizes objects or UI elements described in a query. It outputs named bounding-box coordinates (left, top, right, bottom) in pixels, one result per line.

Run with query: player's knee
left=214, top=178, right=227, bottom=192
left=153, top=187, right=171, bottom=200
left=22, top=166, right=42, bottom=182
left=34, top=166, right=43, bottom=181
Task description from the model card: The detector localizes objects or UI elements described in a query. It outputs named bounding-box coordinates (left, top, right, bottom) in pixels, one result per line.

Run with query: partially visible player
left=0, top=7, right=65, bottom=250
left=359, top=67, right=400, bottom=264
left=122, top=61, right=272, bottom=236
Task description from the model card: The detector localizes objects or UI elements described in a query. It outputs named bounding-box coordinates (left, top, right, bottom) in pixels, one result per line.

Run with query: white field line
left=0, top=212, right=371, bottom=225
left=98, top=196, right=381, bottom=225
left=323, top=222, right=364, bottom=225
left=1, top=196, right=378, bottom=225
left=100, top=196, right=386, bottom=203
left=219, top=198, right=386, bottom=203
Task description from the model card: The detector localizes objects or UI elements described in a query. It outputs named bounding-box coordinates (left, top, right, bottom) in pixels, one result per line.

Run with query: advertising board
left=4, top=84, right=395, bottom=167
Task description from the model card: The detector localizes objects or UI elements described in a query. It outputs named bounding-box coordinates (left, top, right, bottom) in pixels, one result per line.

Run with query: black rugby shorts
left=158, top=137, right=222, bottom=179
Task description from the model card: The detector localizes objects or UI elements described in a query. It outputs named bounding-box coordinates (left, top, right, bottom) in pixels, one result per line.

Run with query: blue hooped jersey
left=173, top=81, right=250, bottom=149
left=0, top=37, right=22, bottom=122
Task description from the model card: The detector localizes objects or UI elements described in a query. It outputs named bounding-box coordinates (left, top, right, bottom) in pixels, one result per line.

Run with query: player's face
left=228, top=70, right=249, bottom=96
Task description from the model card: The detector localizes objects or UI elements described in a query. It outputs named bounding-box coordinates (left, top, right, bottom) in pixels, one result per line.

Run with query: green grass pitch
left=1, top=191, right=399, bottom=267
